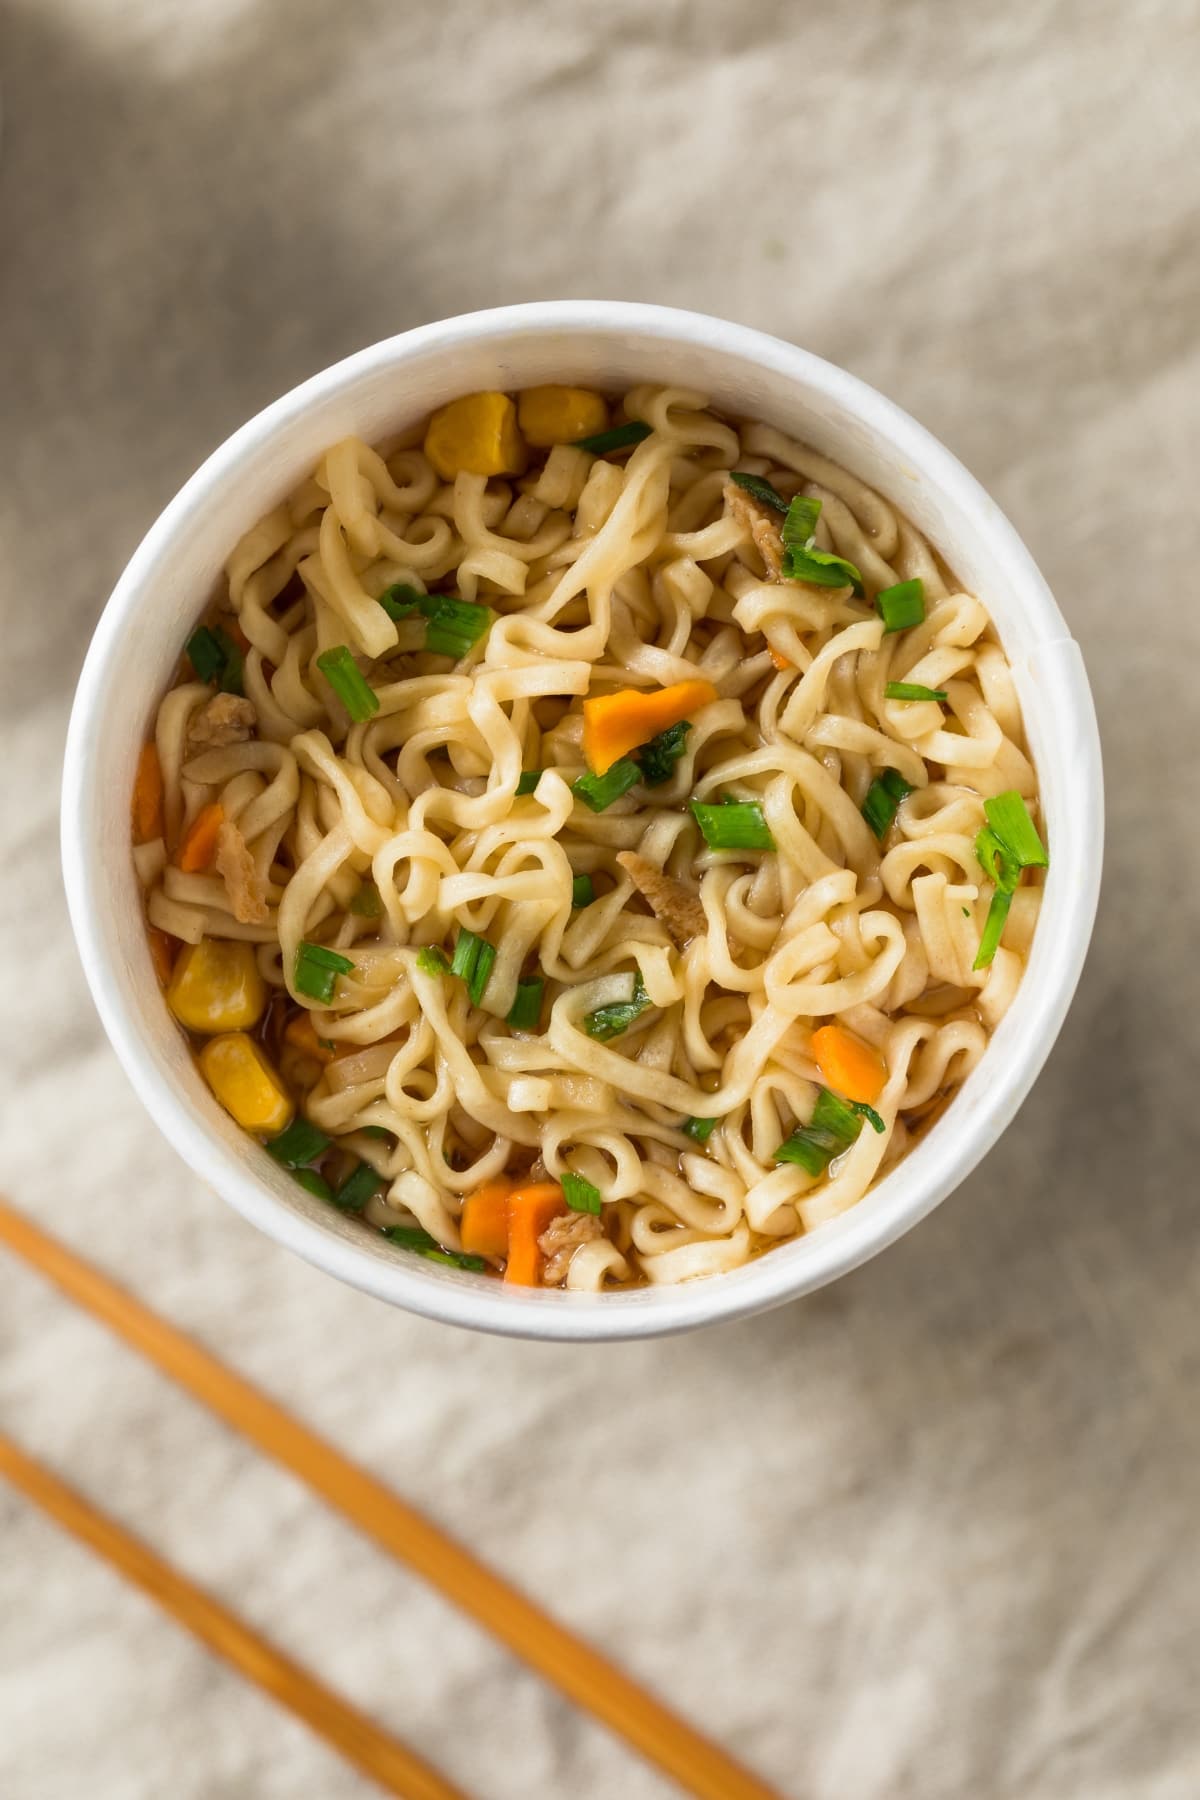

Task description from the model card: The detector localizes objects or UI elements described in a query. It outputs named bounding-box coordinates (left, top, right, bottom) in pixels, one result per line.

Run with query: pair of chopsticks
left=0, top=1197, right=785, bottom=1800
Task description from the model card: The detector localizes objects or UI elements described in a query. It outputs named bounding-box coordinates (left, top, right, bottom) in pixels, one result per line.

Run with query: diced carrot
left=147, top=928, right=178, bottom=986
left=769, top=646, right=792, bottom=672
left=811, top=1025, right=888, bottom=1105
left=461, top=1178, right=517, bottom=1258
left=582, top=678, right=720, bottom=776
left=177, top=802, right=225, bottom=873
left=132, top=742, right=164, bottom=844
left=283, top=1012, right=337, bottom=1064
left=503, top=1182, right=567, bottom=1286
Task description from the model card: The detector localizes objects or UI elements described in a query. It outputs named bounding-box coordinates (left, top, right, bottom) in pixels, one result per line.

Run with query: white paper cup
left=61, top=302, right=1103, bottom=1340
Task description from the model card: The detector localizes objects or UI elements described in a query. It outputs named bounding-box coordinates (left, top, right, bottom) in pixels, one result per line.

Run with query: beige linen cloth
left=2, top=2, right=1198, bottom=1795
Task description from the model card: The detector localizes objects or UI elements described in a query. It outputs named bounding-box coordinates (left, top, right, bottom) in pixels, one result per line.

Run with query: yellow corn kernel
left=166, top=939, right=266, bottom=1034
left=198, top=1033, right=293, bottom=1135
left=423, top=391, right=527, bottom=480
left=517, top=386, right=608, bottom=448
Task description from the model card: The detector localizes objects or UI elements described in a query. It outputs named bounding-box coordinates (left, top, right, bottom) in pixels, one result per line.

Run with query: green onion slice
left=562, top=1172, right=603, bottom=1214
left=186, top=624, right=244, bottom=695
left=295, top=940, right=356, bottom=1004
left=416, top=945, right=450, bottom=976
left=293, top=1169, right=334, bottom=1201
left=332, top=1161, right=384, bottom=1214
left=774, top=1086, right=868, bottom=1176
left=424, top=596, right=494, bottom=660
left=266, top=1118, right=331, bottom=1169
left=683, top=1116, right=717, bottom=1144
left=975, top=826, right=1021, bottom=894
left=516, top=770, right=542, bottom=796
left=690, top=799, right=775, bottom=852
left=573, top=759, right=641, bottom=812
left=875, top=578, right=925, bottom=633
left=583, top=971, right=650, bottom=1042
left=376, top=583, right=436, bottom=623
left=382, top=1224, right=486, bottom=1271
left=984, top=791, right=1048, bottom=869
left=316, top=645, right=380, bottom=722
left=506, top=977, right=545, bottom=1031
left=973, top=888, right=1013, bottom=971
left=635, top=719, right=692, bottom=786
left=571, top=873, right=595, bottom=909
left=729, top=470, right=788, bottom=514
left=349, top=881, right=383, bottom=917
left=780, top=495, right=865, bottom=595
left=574, top=420, right=652, bottom=455
left=450, top=929, right=497, bottom=1007
left=884, top=681, right=948, bottom=703
left=862, top=768, right=914, bottom=840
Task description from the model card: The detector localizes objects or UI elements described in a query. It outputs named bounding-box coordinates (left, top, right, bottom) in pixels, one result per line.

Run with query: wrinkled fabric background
left=2, top=2, right=1199, bottom=1796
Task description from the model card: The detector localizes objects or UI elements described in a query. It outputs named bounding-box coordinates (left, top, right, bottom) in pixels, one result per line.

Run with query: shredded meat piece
left=186, top=692, right=257, bottom=755
left=616, top=851, right=707, bottom=947
left=724, top=479, right=784, bottom=578
left=538, top=1211, right=603, bottom=1287
left=215, top=819, right=269, bottom=923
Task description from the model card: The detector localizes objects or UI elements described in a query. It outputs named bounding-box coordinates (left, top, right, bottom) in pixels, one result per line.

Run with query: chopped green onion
left=975, top=826, right=1021, bottom=894
left=729, top=470, right=788, bottom=514
left=781, top=495, right=822, bottom=546
left=774, top=1086, right=867, bottom=1175
left=562, top=1172, right=602, bottom=1214
left=266, top=1118, right=331, bottom=1169
left=571, top=873, right=595, bottom=909
left=516, top=770, right=542, bottom=796
left=295, top=940, right=356, bottom=1004
left=376, top=582, right=435, bottom=622
left=506, top=977, right=545, bottom=1031
left=683, top=1116, right=717, bottom=1144
left=332, top=1161, right=384, bottom=1213
left=780, top=494, right=865, bottom=595
left=862, top=768, right=914, bottom=839
left=884, top=681, right=948, bottom=703
left=316, top=645, right=380, bottom=722
left=349, top=881, right=383, bottom=917
left=293, top=1169, right=334, bottom=1201
left=382, top=1224, right=487, bottom=1272
left=416, top=945, right=450, bottom=976
left=450, top=929, right=497, bottom=1007
left=875, top=578, right=925, bottom=633
left=573, top=758, right=641, bottom=812
left=186, top=624, right=244, bottom=695
left=973, top=888, right=1013, bottom=971
left=690, top=799, right=776, bottom=852
left=574, top=420, right=652, bottom=455
left=583, top=971, right=650, bottom=1042
left=635, top=719, right=691, bottom=786
left=851, top=1101, right=886, bottom=1135
left=424, top=596, right=494, bottom=660
left=984, top=791, right=1048, bottom=869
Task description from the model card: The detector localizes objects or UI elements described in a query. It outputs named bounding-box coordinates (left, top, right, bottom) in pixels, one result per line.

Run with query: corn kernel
left=166, top=939, right=266, bottom=1034
left=423, top=391, right=527, bottom=480
left=517, top=386, right=608, bottom=448
left=198, top=1033, right=293, bottom=1135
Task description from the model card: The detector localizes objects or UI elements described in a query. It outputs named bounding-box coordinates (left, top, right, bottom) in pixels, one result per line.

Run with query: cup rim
left=61, top=300, right=1103, bottom=1341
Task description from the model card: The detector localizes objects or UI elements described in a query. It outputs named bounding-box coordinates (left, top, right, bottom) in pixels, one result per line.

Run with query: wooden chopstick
left=0, top=1197, right=786, bottom=1800
left=0, top=1431, right=468, bottom=1800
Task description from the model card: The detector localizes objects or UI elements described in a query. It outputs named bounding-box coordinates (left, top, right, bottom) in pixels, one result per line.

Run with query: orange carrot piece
left=283, top=1013, right=337, bottom=1065
left=461, top=1179, right=516, bottom=1259
left=811, top=1025, right=888, bottom=1105
left=177, top=802, right=225, bottom=873
left=147, top=928, right=178, bottom=986
left=132, top=742, right=164, bottom=845
left=582, top=678, right=720, bottom=776
left=503, top=1182, right=567, bottom=1286
left=768, top=646, right=792, bottom=672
